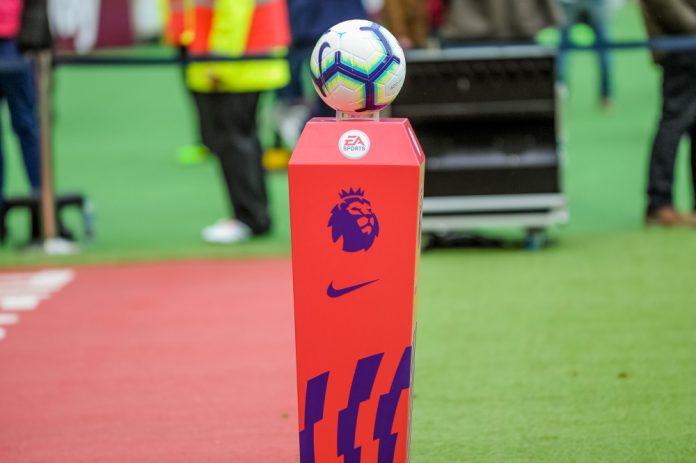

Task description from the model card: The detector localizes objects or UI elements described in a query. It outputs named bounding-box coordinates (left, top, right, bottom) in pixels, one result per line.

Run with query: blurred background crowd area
left=1, top=0, right=630, bottom=51
left=1, top=0, right=696, bottom=264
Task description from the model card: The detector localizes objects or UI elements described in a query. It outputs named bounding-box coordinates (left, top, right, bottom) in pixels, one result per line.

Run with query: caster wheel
left=525, top=228, right=547, bottom=251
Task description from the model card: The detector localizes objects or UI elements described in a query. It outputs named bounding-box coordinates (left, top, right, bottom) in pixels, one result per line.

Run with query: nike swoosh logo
left=327, top=279, right=378, bottom=298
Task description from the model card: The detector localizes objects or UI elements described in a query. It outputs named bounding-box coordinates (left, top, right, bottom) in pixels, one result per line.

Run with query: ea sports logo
left=339, top=130, right=370, bottom=159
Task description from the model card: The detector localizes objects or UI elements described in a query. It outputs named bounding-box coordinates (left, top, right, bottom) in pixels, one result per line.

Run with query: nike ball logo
left=327, top=279, right=378, bottom=298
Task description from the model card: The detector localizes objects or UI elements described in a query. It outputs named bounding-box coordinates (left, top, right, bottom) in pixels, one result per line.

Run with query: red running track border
left=0, top=260, right=298, bottom=463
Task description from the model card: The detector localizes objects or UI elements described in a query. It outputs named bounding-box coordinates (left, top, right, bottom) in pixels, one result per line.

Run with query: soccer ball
left=310, top=20, right=406, bottom=115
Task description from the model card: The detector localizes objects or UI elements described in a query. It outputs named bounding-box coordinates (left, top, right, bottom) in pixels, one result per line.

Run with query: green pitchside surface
left=1, top=5, right=696, bottom=461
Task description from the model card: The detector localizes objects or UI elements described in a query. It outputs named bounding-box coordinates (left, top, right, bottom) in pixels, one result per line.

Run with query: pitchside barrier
left=4, top=35, right=695, bottom=252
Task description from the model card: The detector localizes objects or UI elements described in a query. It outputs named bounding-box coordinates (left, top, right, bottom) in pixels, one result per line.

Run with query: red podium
left=289, top=117, right=424, bottom=463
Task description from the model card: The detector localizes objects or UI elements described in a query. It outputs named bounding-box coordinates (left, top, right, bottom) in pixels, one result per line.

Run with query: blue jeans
left=558, top=1, right=613, bottom=101
left=0, top=39, right=41, bottom=204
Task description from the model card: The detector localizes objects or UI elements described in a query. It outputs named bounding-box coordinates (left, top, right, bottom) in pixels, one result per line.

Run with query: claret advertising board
left=289, top=117, right=424, bottom=463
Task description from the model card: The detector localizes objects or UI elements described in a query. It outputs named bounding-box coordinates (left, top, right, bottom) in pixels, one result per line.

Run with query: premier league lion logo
left=328, top=188, right=379, bottom=252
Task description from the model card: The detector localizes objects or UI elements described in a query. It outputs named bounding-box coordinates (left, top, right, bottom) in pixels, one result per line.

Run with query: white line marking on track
left=0, top=290, right=51, bottom=298
left=0, top=273, right=33, bottom=282
left=0, top=313, right=19, bottom=325
left=31, top=270, right=74, bottom=288
left=1, top=296, right=41, bottom=311
left=0, top=269, right=74, bottom=341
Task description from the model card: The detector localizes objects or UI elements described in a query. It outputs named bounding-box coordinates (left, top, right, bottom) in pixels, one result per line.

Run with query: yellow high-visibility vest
left=185, top=0, right=290, bottom=93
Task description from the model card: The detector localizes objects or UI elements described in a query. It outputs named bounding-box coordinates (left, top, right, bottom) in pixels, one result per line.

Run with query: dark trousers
left=0, top=39, right=41, bottom=204
left=647, top=52, right=696, bottom=212
left=192, top=91, right=270, bottom=234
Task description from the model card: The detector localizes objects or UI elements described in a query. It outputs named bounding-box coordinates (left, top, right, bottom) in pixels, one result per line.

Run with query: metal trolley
left=390, top=46, right=567, bottom=249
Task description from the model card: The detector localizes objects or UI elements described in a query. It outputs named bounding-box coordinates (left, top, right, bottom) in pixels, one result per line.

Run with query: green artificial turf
left=1, top=4, right=696, bottom=461
left=412, top=230, right=696, bottom=462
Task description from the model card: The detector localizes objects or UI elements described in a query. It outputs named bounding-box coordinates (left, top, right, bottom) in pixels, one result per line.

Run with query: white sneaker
left=202, top=220, right=252, bottom=244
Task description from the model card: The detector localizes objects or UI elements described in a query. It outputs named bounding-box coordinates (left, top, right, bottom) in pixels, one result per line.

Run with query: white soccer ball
left=310, top=19, right=406, bottom=115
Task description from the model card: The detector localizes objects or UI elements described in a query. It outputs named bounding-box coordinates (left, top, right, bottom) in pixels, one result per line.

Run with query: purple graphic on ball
left=328, top=188, right=379, bottom=252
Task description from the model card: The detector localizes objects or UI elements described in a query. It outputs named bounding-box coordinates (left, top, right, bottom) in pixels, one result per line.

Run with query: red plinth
left=289, top=117, right=425, bottom=463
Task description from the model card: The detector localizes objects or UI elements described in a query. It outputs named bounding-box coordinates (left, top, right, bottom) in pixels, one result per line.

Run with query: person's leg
left=587, top=2, right=613, bottom=103
left=557, top=3, right=581, bottom=85
left=0, top=39, right=40, bottom=200
left=176, top=51, right=211, bottom=164
left=690, top=121, right=696, bottom=210
left=647, top=54, right=696, bottom=214
left=4, top=58, right=41, bottom=193
left=211, top=92, right=271, bottom=234
left=191, top=91, right=216, bottom=153
left=0, top=106, right=4, bottom=240
left=0, top=94, right=5, bottom=206
left=0, top=44, right=7, bottom=206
